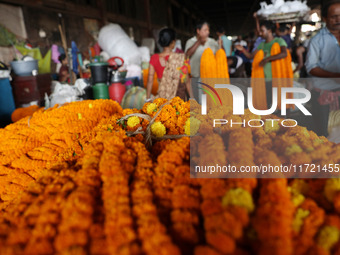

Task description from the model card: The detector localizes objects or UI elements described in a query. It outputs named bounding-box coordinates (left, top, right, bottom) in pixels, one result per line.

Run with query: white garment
left=234, top=40, right=247, bottom=47
left=184, top=37, right=219, bottom=78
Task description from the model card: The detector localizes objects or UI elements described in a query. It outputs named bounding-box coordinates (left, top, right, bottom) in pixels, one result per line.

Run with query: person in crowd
left=246, top=31, right=256, bottom=53
left=276, top=23, right=294, bottom=52
left=58, top=54, right=70, bottom=83
left=227, top=55, right=246, bottom=78
left=185, top=20, right=219, bottom=78
left=302, top=32, right=312, bottom=48
left=146, top=28, right=193, bottom=101
left=216, top=26, right=232, bottom=56
left=252, top=13, right=266, bottom=55
left=234, top=35, right=251, bottom=76
left=236, top=20, right=288, bottom=108
left=305, top=0, right=340, bottom=77
left=234, top=35, right=247, bottom=48
left=235, top=20, right=288, bottom=79
left=292, top=45, right=308, bottom=77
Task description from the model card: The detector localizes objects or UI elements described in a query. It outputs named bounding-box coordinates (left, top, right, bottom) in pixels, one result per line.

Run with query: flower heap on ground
left=0, top=98, right=340, bottom=254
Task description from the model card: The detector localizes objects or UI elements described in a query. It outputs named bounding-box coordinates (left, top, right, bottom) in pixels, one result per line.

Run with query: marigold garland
left=0, top=97, right=339, bottom=254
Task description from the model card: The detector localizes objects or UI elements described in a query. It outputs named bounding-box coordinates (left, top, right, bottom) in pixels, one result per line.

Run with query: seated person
left=58, top=54, right=70, bottom=83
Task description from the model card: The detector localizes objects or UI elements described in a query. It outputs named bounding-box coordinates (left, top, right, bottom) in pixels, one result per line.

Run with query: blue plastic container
left=0, top=78, right=16, bottom=127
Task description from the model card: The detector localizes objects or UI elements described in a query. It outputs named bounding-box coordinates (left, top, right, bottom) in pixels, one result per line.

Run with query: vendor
left=235, top=20, right=288, bottom=79
left=184, top=20, right=219, bottom=78
left=235, top=20, right=288, bottom=107
left=58, top=54, right=70, bottom=83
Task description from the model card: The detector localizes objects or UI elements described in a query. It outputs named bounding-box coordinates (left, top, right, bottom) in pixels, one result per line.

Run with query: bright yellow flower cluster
left=150, top=121, right=166, bottom=137
left=127, top=116, right=140, bottom=128
left=122, top=97, right=191, bottom=138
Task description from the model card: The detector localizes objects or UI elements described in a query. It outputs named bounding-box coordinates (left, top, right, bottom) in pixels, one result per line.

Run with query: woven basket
left=259, top=11, right=308, bottom=23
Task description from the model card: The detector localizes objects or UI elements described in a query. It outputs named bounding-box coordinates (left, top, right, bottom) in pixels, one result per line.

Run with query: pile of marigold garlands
left=1, top=97, right=340, bottom=255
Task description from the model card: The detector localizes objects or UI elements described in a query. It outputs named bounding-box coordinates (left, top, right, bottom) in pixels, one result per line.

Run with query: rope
left=144, top=100, right=171, bottom=148
left=117, top=101, right=191, bottom=148
left=119, top=113, right=152, bottom=122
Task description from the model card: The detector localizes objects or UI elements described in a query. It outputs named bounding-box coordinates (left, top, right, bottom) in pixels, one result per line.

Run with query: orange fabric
left=216, top=49, right=229, bottom=78
left=200, top=48, right=217, bottom=78
left=143, top=68, right=158, bottom=96
left=201, top=48, right=217, bottom=108
left=200, top=48, right=233, bottom=108
left=270, top=42, right=294, bottom=109
left=251, top=50, right=267, bottom=110
left=215, top=49, right=232, bottom=107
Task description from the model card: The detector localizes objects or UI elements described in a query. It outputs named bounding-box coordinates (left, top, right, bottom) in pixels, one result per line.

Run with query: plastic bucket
left=93, top=83, right=109, bottom=99
left=88, top=62, right=108, bottom=84
left=0, top=78, right=16, bottom=127
left=10, top=60, right=38, bottom=76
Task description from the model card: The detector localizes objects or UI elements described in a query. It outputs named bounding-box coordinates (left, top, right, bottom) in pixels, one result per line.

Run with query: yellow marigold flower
left=290, top=179, right=309, bottom=195
left=78, top=113, right=82, bottom=120
left=184, top=117, right=200, bottom=136
left=292, top=208, right=310, bottom=232
left=222, top=188, right=255, bottom=213
left=324, top=178, right=340, bottom=202
left=151, top=121, right=166, bottom=137
left=317, top=226, right=340, bottom=250
left=264, top=120, right=280, bottom=133
left=306, top=147, right=314, bottom=152
left=147, top=103, right=158, bottom=115
left=89, top=103, right=93, bottom=109
left=285, top=144, right=303, bottom=156
left=313, top=138, right=324, bottom=146
left=289, top=189, right=305, bottom=207
left=127, top=116, right=140, bottom=128
left=302, top=127, right=310, bottom=137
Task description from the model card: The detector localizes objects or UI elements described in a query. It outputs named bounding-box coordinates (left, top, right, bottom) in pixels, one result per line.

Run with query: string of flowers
left=196, top=131, right=257, bottom=254
left=27, top=170, right=77, bottom=254
left=98, top=131, right=140, bottom=255
left=228, top=128, right=255, bottom=175
left=198, top=178, right=236, bottom=254
left=252, top=179, right=294, bottom=255
left=0, top=163, right=77, bottom=254
left=152, top=137, right=190, bottom=231
left=0, top=99, right=123, bottom=203
left=170, top=160, right=201, bottom=250
left=192, top=133, right=227, bottom=178
left=54, top=137, right=103, bottom=254
left=128, top=137, right=181, bottom=255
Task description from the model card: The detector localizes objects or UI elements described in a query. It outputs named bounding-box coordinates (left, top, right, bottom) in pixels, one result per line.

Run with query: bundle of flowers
left=0, top=97, right=340, bottom=254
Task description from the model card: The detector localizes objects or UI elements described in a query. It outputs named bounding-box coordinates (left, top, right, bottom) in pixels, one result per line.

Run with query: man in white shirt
left=305, top=0, right=340, bottom=78
left=185, top=21, right=219, bottom=78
